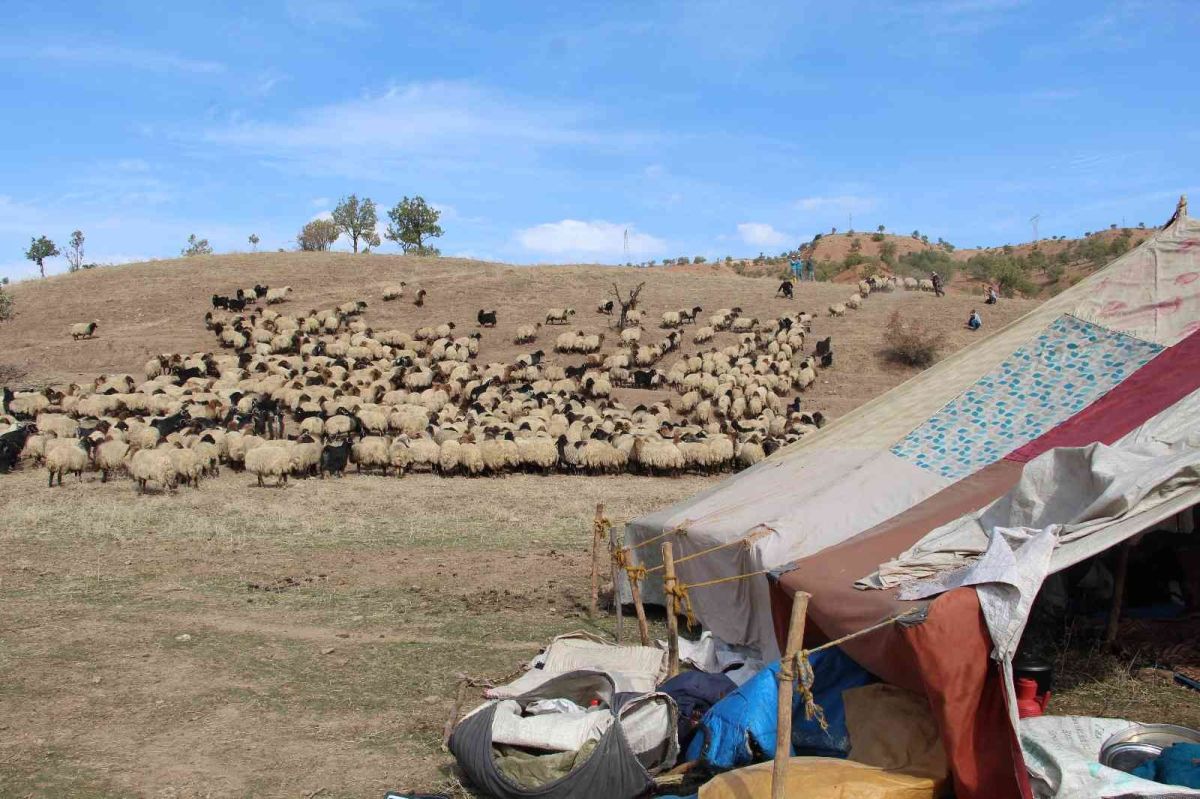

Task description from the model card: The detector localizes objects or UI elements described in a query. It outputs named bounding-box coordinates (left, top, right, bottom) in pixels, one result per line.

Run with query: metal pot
left=1099, top=723, right=1200, bottom=774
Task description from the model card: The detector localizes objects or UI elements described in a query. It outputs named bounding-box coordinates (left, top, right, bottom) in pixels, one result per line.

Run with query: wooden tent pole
left=1105, top=541, right=1132, bottom=650
left=772, top=592, right=811, bottom=799
left=608, top=523, right=624, bottom=643
left=630, top=568, right=652, bottom=647
left=662, top=541, right=680, bottom=677
left=590, top=504, right=604, bottom=619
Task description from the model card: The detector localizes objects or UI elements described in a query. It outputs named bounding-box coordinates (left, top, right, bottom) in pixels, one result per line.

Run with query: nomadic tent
left=625, top=198, right=1200, bottom=798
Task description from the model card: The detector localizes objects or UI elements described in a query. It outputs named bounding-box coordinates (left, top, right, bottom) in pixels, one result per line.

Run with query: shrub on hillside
left=0, top=286, right=14, bottom=321
left=895, top=249, right=956, bottom=281
left=871, top=232, right=885, bottom=242
left=882, top=311, right=945, bottom=368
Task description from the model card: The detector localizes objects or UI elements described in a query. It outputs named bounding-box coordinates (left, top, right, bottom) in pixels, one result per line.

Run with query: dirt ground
left=0, top=468, right=712, bottom=798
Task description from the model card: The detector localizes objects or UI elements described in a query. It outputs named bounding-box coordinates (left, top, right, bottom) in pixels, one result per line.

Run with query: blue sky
left=1, top=0, right=1197, bottom=280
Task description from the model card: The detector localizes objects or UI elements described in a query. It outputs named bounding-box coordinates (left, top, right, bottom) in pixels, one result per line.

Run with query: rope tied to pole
left=663, top=572, right=697, bottom=628
left=794, top=649, right=829, bottom=732
left=626, top=522, right=689, bottom=552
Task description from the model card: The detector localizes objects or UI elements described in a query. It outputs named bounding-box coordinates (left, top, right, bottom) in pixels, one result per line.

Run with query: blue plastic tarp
left=684, top=647, right=876, bottom=770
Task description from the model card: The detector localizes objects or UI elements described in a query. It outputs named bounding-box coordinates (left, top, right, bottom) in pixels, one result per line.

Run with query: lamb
left=265, top=286, right=292, bottom=304
left=70, top=321, right=100, bottom=340
left=245, top=443, right=293, bottom=486
left=545, top=308, right=575, bottom=325
left=129, top=447, right=177, bottom=493
left=45, top=438, right=93, bottom=486
left=828, top=303, right=847, bottom=317
left=382, top=283, right=407, bottom=301
left=513, top=323, right=540, bottom=344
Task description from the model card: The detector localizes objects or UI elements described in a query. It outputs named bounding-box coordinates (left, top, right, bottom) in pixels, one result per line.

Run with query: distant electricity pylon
left=623, top=228, right=630, bottom=262
left=1030, top=214, right=1040, bottom=242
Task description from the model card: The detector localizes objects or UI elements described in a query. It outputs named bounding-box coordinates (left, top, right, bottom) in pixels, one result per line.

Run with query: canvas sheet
left=891, top=315, right=1162, bottom=480
left=1021, top=715, right=1200, bottom=798
left=625, top=449, right=948, bottom=656
left=486, top=632, right=667, bottom=699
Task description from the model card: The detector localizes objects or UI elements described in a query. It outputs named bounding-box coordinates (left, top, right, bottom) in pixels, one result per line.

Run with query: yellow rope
left=795, top=648, right=829, bottom=731
left=678, top=570, right=770, bottom=591
left=663, top=572, right=697, bottom=628
left=626, top=523, right=689, bottom=551
left=643, top=534, right=759, bottom=575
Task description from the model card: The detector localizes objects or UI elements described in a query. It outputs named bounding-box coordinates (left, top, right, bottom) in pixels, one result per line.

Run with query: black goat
left=477, top=309, right=497, bottom=327
left=212, top=294, right=229, bottom=309
left=320, top=440, right=352, bottom=477
left=632, top=370, right=657, bottom=389
left=776, top=281, right=794, bottom=299
left=150, top=409, right=191, bottom=439
left=254, top=284, right=268, bottom=298
left=814, top=337, right=832, bottom=358
left=0, top=423, right=37, bottom=472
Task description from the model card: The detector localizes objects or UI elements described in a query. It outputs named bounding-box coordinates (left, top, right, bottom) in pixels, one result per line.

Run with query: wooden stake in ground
left=608, top=523, right=624, bottom=643
left=590, top=504, right=605, bottom=619
left=629, top=564, right=652, bottom=647
left=662, top=541, right=680, bottom=677
left=772, top=592, right=811, bottom=799
left=1105, top=540, right=1133, bottom=650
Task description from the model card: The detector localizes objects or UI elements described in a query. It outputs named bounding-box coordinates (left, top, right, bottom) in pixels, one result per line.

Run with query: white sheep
left=514, top=323, right=541, bottom=344
left=693, top=326, right=715, bottom=344
left=266, top=286, right=292, bottom=304
left=846, top=294, right=863, bottom=310
left=45, top=438, right=92, bottom=486
left=129, top=448, right=177, bottom=493
left=167, top=445, right=204, bottom=488
left=545, top=308, right=576, bottom=325
left=828, top=303, right=847, bottom=317
left=95, top=438, right=130, bottom=482
left=382, top=283, right=407, bottom=301
left=245, top=444, right=293, bottom=487
left=351, top=436, right=391, bottom=475
left=70, top=321, right=99, bottom=340
left=660, top=311, right=682, bottom=329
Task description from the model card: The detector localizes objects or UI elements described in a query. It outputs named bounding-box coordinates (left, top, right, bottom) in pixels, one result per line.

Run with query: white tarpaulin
left=1021, top=715, right=1200, bottom=798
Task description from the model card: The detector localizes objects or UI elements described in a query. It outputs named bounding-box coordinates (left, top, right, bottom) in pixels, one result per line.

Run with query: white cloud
left=202, top=81, right=648, bottom=178
left=310, top=197, right=331, bottom=208
left=794, top=195, right=877, bottom=214
left=517, top=220, right=665, bottom=258
left=736, top=222, right=791, bottom=248
left=1, top=44, right=226, bottom=74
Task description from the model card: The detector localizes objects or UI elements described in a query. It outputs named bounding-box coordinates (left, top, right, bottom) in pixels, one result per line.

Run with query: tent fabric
left=1008, top=325, right=1200, bottom=463
left=623, top=205, right=1200, bottom=799
left=625, top=213, right=1200, bottom=660
left=871, top=386, right=1200, bottom=591
left=485, top=632, right=666, bottom=699
left=891, top=315, right=1162, bottom=480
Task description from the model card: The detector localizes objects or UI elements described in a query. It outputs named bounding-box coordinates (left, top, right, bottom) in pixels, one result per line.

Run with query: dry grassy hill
left=3, top=252, right=1039, bottom=421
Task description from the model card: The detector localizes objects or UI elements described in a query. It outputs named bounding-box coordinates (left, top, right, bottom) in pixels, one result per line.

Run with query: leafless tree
left=609, top=281, right=645, bottom=329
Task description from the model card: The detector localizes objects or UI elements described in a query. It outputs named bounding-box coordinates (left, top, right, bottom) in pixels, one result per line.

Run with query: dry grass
left=0, top=470, right=701, bottom=798
left=882, top=310, right=947, bottom=367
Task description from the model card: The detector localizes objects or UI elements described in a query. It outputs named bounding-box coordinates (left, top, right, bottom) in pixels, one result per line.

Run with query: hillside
left=2, top=252, right=1039, bottom=422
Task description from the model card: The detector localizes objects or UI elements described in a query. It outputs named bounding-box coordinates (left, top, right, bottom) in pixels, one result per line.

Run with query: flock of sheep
left=0, top=275, right=908, bottom=492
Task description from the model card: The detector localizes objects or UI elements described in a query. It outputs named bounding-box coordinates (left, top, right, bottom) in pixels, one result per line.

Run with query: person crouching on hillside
left=985, top=285, right=999, bottom=305
left=966, top=309, right=982, bottom=331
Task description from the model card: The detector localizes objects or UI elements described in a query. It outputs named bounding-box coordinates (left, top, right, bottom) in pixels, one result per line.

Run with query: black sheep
left=477, top=309, right=497, bottom=327
left=319, top=440, right=352, bottom=477
left=254, top=284, right=268, bottom=298
left=814, top=336, right=832, bottom=357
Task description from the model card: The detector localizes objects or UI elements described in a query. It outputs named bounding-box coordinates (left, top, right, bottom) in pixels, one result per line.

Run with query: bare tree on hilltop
left=609, top=281, right=644, bottom=329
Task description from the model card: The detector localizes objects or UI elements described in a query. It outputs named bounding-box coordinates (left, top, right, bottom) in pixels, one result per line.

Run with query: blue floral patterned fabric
left=891, top=315, right=1163, bottom=480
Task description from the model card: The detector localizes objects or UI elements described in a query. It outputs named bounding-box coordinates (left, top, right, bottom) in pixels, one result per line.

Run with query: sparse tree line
left=298, top=194, right=444, bottom=256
